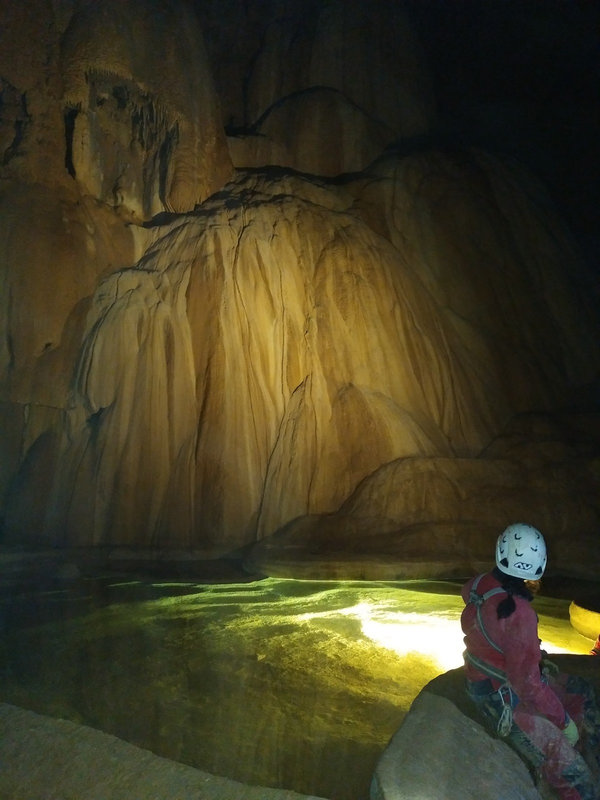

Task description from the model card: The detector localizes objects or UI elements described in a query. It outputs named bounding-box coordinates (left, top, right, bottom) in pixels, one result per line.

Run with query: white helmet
left=495, top=523, right=547, bottom=579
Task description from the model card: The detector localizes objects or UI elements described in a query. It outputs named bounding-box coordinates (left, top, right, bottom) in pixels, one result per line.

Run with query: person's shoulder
left=476, top=571, right=502, bottom=593
left=461, top=571, right=498, bottom=601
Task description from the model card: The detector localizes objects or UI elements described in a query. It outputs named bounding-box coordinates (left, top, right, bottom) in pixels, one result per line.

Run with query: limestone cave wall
left=0, top=0, right=599, bottom=575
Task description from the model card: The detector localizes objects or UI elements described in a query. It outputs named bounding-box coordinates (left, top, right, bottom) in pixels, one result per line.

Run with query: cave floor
left=0, top=554, right=596, bottom=800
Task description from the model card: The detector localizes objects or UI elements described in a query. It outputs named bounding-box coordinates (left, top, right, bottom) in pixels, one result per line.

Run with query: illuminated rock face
left=60, top=0, right=233, bottom=217
left=0, top=1, right=599, bottom=573
left=6, top=157, right=599, bottom=559
left=247, top=413, right=600, bottom=580
left=0, top=0, right=232, bottom=215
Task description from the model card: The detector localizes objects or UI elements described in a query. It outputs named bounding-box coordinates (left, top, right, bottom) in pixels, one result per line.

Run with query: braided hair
left=492, top=566, right=534, bottom=619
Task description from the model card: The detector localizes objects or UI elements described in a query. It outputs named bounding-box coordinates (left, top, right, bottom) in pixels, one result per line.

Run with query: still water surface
left=0, top=573, right=593, bottom=799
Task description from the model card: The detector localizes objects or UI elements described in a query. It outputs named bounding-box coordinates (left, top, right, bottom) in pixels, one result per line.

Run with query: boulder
left=372, top=658, right=600, bottom=800
left=370, top=692, right=540, bottom=800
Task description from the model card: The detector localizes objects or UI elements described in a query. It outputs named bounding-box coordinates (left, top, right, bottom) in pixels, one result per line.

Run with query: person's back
left=460, top=523, right=600, bottom=800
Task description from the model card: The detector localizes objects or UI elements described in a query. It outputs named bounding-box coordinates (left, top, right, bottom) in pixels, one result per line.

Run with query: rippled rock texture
left=0, top=0, right=599, bottom=575
left=0, top=703, right=327, bottom=800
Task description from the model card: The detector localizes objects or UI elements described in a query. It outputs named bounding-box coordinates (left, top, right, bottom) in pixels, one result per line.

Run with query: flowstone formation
left=0, top=0, right=599, bottom=576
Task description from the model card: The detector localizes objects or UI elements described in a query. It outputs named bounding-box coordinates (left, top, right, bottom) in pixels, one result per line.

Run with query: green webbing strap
left=465, top=575, right=514, bottom=737
left=464, top=649, right=508, bottom=684
left=469, top=573, right=506, bottom=653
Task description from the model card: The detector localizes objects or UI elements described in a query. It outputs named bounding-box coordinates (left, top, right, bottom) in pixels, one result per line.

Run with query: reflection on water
left=0, top=574, right=593, bottom=800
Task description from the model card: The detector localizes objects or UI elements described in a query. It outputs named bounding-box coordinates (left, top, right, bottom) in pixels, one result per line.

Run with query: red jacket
left=461, top=571, right=567, bottom=729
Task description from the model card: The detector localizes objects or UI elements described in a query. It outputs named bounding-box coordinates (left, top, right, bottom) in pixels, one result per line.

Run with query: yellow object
left=569, top=601, right=600, bottom=641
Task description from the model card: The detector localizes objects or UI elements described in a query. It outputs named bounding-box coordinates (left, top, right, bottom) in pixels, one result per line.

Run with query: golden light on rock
left=569, top=601, right=600, bottom=642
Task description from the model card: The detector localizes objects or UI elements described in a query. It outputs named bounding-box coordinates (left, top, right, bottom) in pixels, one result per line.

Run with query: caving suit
left=461, top=571, right=600, bottom=800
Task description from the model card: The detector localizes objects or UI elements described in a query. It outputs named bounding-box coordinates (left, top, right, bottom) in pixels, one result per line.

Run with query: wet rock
left=0, top=702, right=327, bottom=800
left=370, top=692, right=540, bottom=800
left=372, top=657, right=600, bottom=800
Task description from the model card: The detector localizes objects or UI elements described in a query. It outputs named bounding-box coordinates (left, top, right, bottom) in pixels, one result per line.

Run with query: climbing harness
left=464, top=573, right=515, bottom=737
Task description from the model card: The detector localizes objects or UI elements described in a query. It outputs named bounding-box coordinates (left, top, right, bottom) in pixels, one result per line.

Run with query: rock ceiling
left=0, top=0, right=599, bottom=578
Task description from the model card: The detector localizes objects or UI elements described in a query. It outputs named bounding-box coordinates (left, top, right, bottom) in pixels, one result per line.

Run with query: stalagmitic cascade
left=0, top=0, right=598, bottom=577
